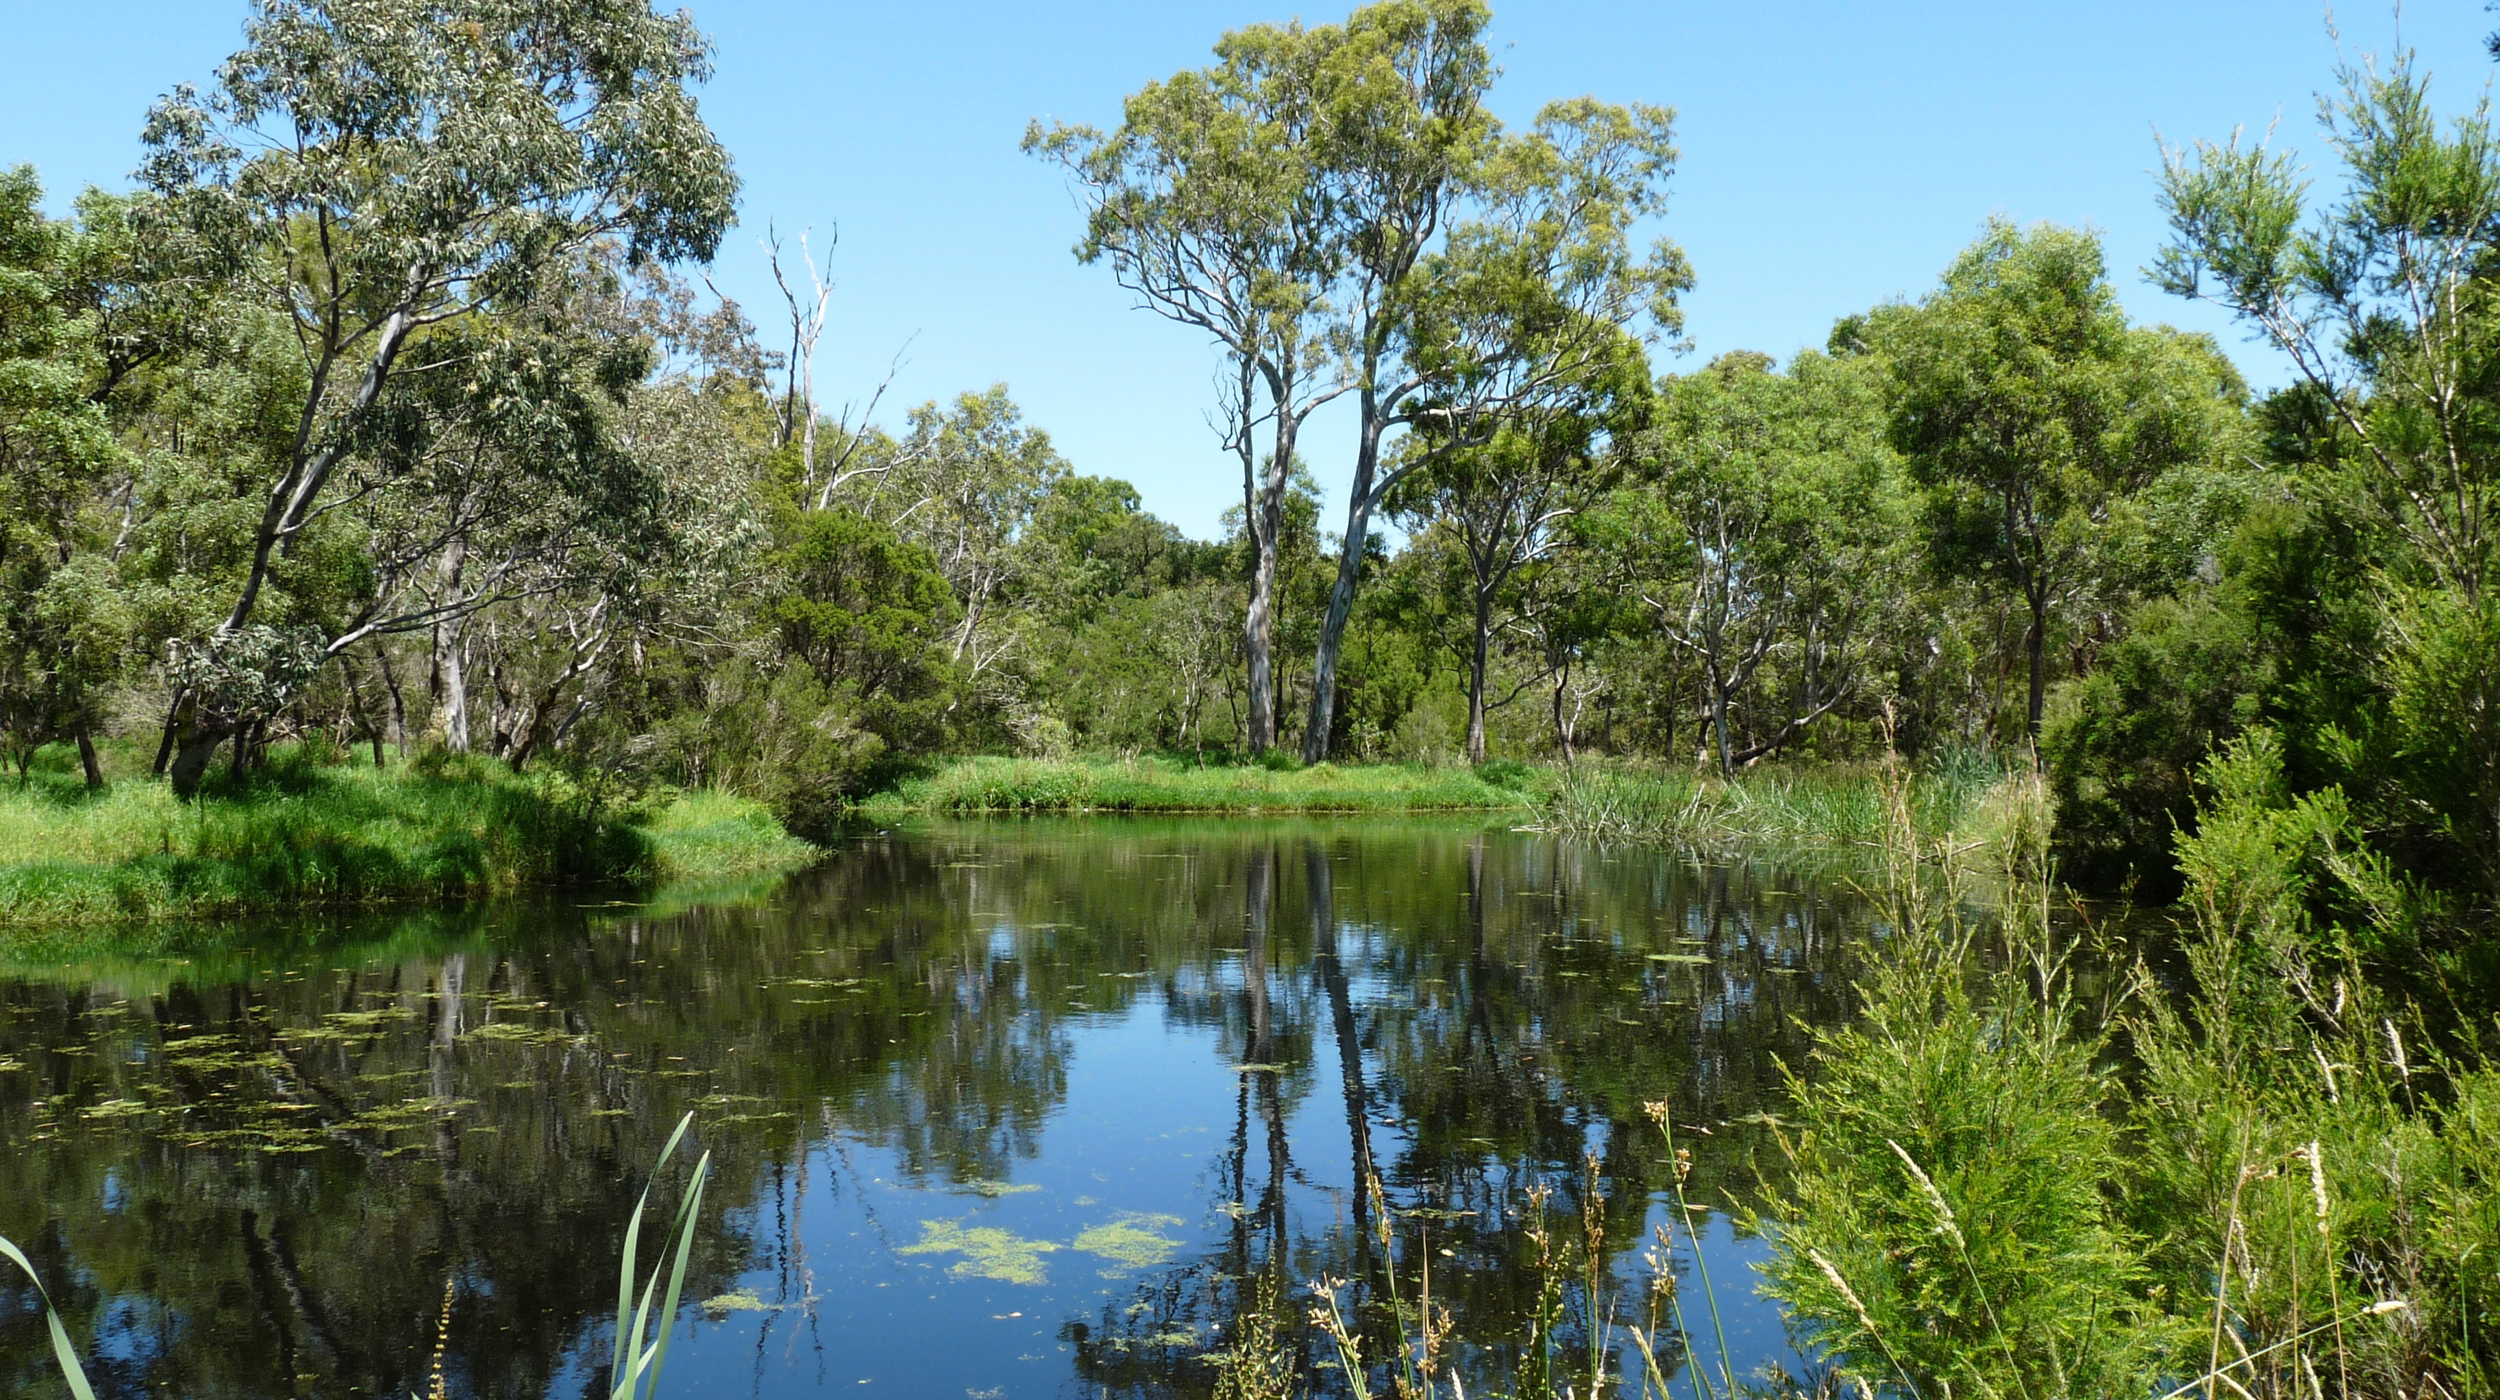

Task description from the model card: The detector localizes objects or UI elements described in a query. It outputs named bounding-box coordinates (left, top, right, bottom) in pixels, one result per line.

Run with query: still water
left=0, top=818, right=1875, bottom=1398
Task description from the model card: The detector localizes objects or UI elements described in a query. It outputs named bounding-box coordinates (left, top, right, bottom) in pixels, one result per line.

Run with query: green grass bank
left=857, top=754, right=1543, bottom=816
left=862, top=753, right=2039, bottom=878
left=0, top=744, right=815, bottom=934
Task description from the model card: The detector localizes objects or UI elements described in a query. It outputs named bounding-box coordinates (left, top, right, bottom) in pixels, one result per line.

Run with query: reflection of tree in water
left=0, top=820, right=1868, bottom=1399
left=1066, top=827, right=1866, bottom=1398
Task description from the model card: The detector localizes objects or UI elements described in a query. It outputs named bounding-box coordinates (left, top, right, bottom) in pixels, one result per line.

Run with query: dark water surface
left=1, top=818, right=1875, bottom=1399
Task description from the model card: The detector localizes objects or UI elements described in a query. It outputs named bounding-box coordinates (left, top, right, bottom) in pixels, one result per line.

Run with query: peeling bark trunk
left=1244, top=419, right=1295, bottom=754
left=437, top=625, right=470, bottom=754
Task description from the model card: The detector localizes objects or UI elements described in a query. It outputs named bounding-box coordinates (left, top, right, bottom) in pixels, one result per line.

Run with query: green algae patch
left=955, top=1179, right=1040, bottom=1198
left=899, top=1220, right=1060, bottom=1284
left=1072, top=1214, right=1184, bottom=1273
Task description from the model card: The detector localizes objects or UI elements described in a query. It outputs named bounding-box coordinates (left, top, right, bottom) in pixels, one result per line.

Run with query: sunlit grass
left=860, top=754, right=1543, bottom=815
left=0, top=742, right=814, bottom=932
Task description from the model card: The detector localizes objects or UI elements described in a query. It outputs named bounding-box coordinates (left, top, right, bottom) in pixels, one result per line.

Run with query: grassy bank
left=859, top=754, right=1541, bottom=815
left=0, top=745, right=815, bottom=931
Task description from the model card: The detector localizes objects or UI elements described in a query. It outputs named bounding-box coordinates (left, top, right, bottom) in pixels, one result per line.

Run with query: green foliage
left=0, top=168, right=135, bottom=780
left=1594, top=349, right=1911, bottom=773
left=769, top=505, right=962, bottom=772
left=1767, top=736, right=2500, bottom=1398
left=1759, top=850, right=2178, bottom=1398
left=1864, top=218, right=2249, bottom=742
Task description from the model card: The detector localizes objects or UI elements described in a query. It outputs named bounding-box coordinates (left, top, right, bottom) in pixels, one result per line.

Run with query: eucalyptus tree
left=1302, top=83, right=1690, bottom=759
left=137, top=0, right=738, bottom=793
left=1597, top=351, right=1908, bottom=776
left=848, top=386, right=1070, bottom=685
left=1385, top=331, right=1645, bottom=764
left=1026, top=25, right=1339, bottom=754
left=1861, top=220, right=2242, bottom=749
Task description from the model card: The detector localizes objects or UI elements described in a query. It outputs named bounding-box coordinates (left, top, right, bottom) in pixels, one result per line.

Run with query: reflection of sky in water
left=1, top=820, right=1848, bottom=1398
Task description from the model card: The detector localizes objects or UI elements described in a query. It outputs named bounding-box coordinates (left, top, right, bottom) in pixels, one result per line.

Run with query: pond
left=0, top=817, right=1879, bottom=1399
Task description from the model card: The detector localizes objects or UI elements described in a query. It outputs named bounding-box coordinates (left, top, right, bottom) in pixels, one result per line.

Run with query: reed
left=1540, top=753, right=2036, bottom=878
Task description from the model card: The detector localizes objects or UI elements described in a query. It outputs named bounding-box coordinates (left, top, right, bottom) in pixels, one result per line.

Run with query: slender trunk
left=435, top=541, right=469, bottom=754
left=375, top=644, right=408, bottom=759
left=1711, top=659, right=1733, bottom=777
left=339, top=656, right=382, bottom=769
left=228, top=297, right=420, bottom=638
left=2025, top=585, right=2047, bottom=757
left=153, top=699, right=180, bottom=776
left=1466, top=582, right=1494, bottom=766
left=1304, top=404, right=1386, bottom=763
left=1551, top=662, right=1576, bottom=765
left=76, top=726, right=102, bottom=789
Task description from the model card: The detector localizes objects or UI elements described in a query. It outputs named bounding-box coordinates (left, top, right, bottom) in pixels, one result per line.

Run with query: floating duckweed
left=1071, top=1214, right=1183, bottom=1272
left=462, top=1022, right=578, bottom=1045
left=700, top=1288, right=777, bottom=1313
left=899, top=1220, right=1060, bottom=1284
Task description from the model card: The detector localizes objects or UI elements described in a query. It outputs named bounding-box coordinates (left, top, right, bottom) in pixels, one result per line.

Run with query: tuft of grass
left=0, top=744, right=814, bottom=933
left=858, top=754, right=1541, bottom=816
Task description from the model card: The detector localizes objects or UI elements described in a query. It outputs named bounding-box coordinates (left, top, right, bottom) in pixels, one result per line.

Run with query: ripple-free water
left=1, top=817, right=1869, bottom=1398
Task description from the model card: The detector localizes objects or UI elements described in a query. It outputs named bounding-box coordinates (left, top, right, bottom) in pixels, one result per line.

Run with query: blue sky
left=4, top=1, right=2494, bottom=538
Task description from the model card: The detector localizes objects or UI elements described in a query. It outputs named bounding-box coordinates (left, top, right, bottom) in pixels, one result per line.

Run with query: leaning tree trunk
left=1304, top=404, right=1387, bottom=763
left=75, top=727, right=102, bottom=789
